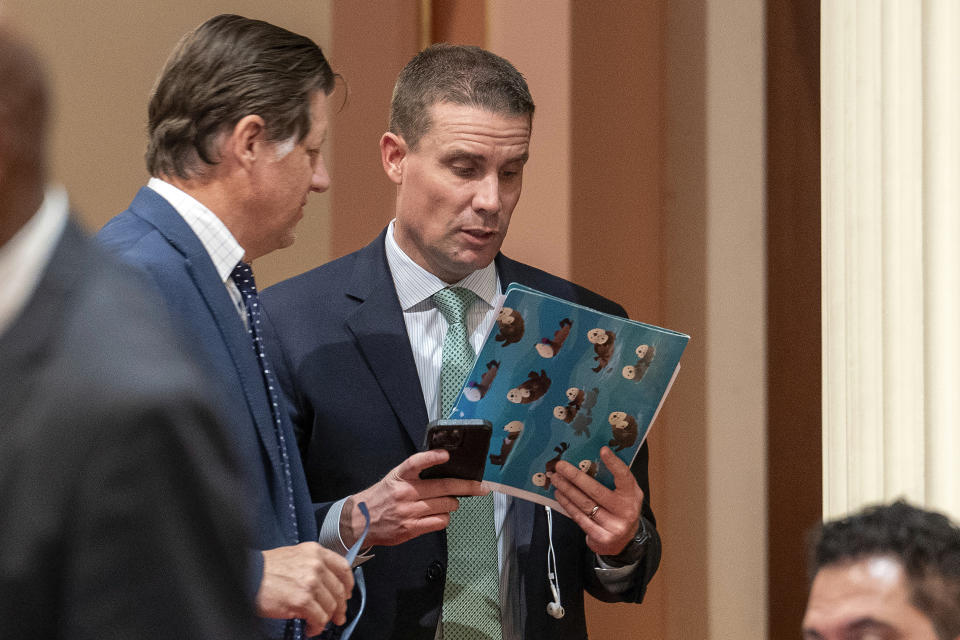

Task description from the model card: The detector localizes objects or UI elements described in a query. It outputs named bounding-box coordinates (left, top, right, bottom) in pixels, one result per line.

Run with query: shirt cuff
left=318, top=497, right=374, bottom=567
left=593, top=553, right=640, bottom=594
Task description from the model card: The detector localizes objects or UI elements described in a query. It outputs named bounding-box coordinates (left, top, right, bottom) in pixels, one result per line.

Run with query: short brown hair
left=146, top=14, right=335, bottom=180
left=809, top=500, right=960, bottom=640
left=389, top=43, right=534, bottom=150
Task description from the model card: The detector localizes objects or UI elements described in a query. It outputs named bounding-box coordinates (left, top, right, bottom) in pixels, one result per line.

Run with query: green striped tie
left=432, top=287, right=501, bottom=640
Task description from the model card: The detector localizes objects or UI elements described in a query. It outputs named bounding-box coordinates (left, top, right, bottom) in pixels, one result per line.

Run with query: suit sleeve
left=581, top=439, right=662, bottom=604
left=62, top=393, right=260, bottom=640
left=260, top=305, right=338, bottom=535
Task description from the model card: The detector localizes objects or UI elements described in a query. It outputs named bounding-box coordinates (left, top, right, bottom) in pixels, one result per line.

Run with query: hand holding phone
left=419, top=418, right=492, bottom=481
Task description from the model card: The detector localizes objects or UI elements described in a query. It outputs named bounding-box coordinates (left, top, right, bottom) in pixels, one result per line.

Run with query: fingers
left=550, top=472, right=605, bottom=534
left=321, top=548, right=354, bottom=592
left=317, top=549, right=354, bottom=626
left=430, top=477, right=489, bottom=497
left=301, top=597, right=333, bottom=636
left=352, top=452, right=490, bottom=547
left=257, top=543, right=355, bottom=632
left=301, top=548, right=353, bottom=629
left=551, top=472, right=596, bottom=515
left=550, top=448, right=643, bottom=556
left=600, top=446, right=640, bottom=494
left=553, top=459, right=607, bottom=504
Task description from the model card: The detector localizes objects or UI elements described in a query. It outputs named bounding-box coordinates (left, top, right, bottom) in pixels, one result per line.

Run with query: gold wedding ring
left=588, top=505, right=600, bottom=519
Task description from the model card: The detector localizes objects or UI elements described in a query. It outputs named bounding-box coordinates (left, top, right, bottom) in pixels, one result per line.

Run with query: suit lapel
left=127, top=188, right=284, bottom=474
left=344, top=232, right=430, bottom=449
left=339, top=248, right=533, bottom=450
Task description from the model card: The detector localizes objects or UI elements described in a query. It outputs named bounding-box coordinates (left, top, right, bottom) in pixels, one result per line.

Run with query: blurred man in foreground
left=804, top=499, right=960, bottom=640
left=0, top=23, right=258, bottom=639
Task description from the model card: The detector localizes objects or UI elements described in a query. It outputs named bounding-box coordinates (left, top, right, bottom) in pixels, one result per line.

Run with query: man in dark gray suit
left=0, top=24, right=259, bottom=640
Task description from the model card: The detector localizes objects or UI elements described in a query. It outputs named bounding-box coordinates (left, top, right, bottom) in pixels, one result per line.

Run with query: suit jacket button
left=426, top=561, right=445, bottom=582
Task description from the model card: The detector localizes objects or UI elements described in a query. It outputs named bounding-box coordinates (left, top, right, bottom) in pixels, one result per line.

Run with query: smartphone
left=419, top=418, right=493, bottom=481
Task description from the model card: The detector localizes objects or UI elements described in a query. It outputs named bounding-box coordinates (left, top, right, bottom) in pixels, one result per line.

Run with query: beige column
left=821, top=0, right=960, bottom=519
left=701, top=0, right=768, bottom=635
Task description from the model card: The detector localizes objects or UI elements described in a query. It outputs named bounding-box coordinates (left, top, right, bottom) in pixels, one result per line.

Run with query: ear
left=226, top=114, right=267, bottom=171
left=380, top=132, right=407, bottom=185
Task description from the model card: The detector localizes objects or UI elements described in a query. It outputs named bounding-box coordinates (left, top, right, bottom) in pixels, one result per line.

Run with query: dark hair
left=388, top=43, right=535, bottom=150
left=809, top=500, right=960, bottom=639
left=146, top=14, right=335, bottom=179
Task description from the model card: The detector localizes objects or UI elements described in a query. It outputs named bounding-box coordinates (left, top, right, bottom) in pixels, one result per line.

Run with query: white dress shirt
left=0, top=186, right=69, bottom=338
left=146, top=177, right=247, bottom=323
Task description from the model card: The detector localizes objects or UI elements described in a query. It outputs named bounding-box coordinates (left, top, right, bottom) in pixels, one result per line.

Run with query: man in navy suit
left=97, top=15, right=354, bottom=638
left=261, top=44, right=661, bottom=640
left=0, top=24, right=258, bottom=639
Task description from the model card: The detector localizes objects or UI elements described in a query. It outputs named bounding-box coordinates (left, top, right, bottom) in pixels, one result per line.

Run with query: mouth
left=459, top=227, right=498, bottom=242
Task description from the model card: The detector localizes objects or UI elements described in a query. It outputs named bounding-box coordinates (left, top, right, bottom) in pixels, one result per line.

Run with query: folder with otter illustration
left=447, top=283, right=689, bottom=516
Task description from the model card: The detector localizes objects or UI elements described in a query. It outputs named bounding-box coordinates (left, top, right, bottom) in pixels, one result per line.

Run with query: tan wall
left=1, top=0, right=335, bottom=287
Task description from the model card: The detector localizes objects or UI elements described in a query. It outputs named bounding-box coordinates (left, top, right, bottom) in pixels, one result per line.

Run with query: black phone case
left=419, top=419, right=492, bottom=481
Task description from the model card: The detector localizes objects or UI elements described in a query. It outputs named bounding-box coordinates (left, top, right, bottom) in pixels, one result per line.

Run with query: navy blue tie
left=230, top=261, right=303, bottom=640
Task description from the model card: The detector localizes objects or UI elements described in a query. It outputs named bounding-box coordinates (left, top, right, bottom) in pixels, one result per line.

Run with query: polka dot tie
left=432, top=287, right=501, bottom=640
left=231, top=261, right=303, bottom=640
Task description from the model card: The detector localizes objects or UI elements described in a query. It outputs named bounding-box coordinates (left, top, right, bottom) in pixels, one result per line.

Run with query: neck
left=158, top=173, right=256, bottom=262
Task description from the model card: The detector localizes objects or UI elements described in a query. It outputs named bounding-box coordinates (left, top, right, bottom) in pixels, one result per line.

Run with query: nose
left=311, top=153, right=331, bottom=194
left=472, top=173, right=501, bottom=215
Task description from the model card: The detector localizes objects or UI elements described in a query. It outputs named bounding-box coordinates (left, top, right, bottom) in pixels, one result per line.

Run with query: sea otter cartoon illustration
left=531, top=442, right=569, bottom=489
left=553, top=403, right=579, bottom=423
left=587, top=328, right=616, bottom=372
left=488, top=421, right=523, bottom=466
left=463, top=360, right=500, bottom=402
left=622, top=344, right=656, bottom=381
left=556, top=386, right=598, bottom=436
left=564, top=386, right=599, bottom=412
left=578, top=459, right=599, bottom=478
left=607, top=411, right=639, bottom=452
left=535, top=318, right=573, bottom=358
left=566, top=386, right=585, bottom=410
left=506, top=370, right=551, bottom=404
left=494, top=307, right=525, bottom=346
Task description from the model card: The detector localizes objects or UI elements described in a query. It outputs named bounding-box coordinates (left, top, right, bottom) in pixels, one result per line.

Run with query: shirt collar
left=384, top=219, right=499, bottom=311
left=147, top=177, right=245, bottom=282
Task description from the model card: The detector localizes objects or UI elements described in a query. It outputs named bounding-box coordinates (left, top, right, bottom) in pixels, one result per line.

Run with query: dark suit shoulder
left=265, top=247, right=360, bottom=299
left=47, top=224, right=212, bottom=415
left=495, top=253, right=628, bottom=318
left=97, top=209, right=182, bottom=269
left=0, top=225, right=256, bottom=640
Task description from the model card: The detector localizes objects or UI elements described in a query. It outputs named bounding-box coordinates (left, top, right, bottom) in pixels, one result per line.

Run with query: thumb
left=395, top=449, right=450, bottom=480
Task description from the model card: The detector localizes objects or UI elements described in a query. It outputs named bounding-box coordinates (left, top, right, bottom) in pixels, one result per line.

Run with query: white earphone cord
left=544, top=506, right=565, bottom=619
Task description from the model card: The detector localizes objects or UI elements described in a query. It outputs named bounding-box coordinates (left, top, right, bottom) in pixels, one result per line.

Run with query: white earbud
left=547, top=600, right=565, bottom=619
left=545, top=507, right=565, bottom=619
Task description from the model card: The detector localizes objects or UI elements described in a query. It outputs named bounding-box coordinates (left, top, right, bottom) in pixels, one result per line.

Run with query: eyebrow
left=440, top=150, right=530, bottom=166
left=441, top=150, right=485, bottom=164
left=848, top=617, right=897, bottom=634
left=802, top=617, right=898, bottom=639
